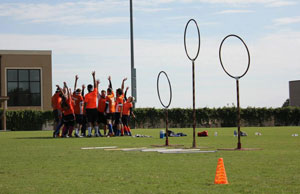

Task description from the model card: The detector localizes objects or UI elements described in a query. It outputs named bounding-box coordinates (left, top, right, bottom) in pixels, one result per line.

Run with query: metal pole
left=192, top=60, right=196, bottom=148
left=236, top=79, right=241, bottom=149
left=129, top=0, right=137, bottom=129
left=165, top=109, right=169, bottom=146
left=130, top=0, right=135, bottom=107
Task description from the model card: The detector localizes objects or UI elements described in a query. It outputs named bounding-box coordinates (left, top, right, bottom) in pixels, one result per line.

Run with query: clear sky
left=0, top=0, right=299, bottom=108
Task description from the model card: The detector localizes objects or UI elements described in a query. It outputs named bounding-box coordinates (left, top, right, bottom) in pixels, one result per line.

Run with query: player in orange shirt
left=122, top=87, right=135, bottom=136
left=80, top=84, right=88, bottom=137
left=51, top=87, right=63, bottom=138
left=72, top=75, right=84, bottom=137
left=84, top=71, right=100, bottom=137
left=115, top=77, right=127, bottom=136
left=97, top=89, right=107, bottom=136
left=105, top=76, right=115, bottom=136
left=57, top=82, right=75, bottom=137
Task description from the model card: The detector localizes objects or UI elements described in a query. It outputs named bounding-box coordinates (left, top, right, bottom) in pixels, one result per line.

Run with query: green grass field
left=0, top=127, right=299, bottom=194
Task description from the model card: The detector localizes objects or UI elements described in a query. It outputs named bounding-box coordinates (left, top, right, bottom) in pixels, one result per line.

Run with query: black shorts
left=122, top=115, right=129, bottom=126
left=53, top=109, right=62, bottom=123
left=82, top=114, right=87, bottom=125
left=98, top=112, right=106, bottom=124
left=86, top=108, right=98, bottom=124
left=106, top=113, right=115, bottom=121
left=63, top=114, right=75, bottom=127
left=114, top=112, right=122, bottom=125
left=75, top=114, right=83, bottom=124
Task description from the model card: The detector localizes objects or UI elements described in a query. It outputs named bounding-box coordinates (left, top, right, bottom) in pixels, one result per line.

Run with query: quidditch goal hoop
left=218, top=34, right=251, bottom=150
left=184, top=19, right=201, bottom=61
left=157, top=71, right=172, bottom=109
left=219, top=34, right=250, bottom=80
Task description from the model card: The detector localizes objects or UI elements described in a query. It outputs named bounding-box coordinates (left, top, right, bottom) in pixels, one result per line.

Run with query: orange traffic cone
left=214, top=158, right=229, bottom=184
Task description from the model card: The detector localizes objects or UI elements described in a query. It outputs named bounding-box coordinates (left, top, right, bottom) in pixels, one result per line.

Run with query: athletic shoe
left=87, top=134, right=92, bottom=138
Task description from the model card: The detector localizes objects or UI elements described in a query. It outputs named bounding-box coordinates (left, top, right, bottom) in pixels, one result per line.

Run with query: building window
left=7, top=69, right=41, bottom=106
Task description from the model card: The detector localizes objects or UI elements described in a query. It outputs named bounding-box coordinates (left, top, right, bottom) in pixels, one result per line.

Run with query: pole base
left=165, top=139, right=169, bottom=146
left=237, top=143, right=242, bottom=149
left=192, top=141, right=196, bottom=148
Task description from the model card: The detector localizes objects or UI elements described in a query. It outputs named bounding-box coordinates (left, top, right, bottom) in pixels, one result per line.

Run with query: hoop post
left=165, top=109, right=169, bottom=146
left=192, top=60, right=196, bottom=148
left=236, top=79, right=241, bottom=149
left=184, top=19, right=200, bottom=148
left=219, top=34, right=250, bottom=150
left=157, top=71, right=172, bottom=146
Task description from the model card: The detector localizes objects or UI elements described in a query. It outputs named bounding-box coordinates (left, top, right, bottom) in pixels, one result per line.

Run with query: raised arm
left=68, top=88, right=72, bottom=99
left=96, top=79, right=100, bottom=90
left=64, top=82, right=70, bottom=99
left=92, top=71, right=96, bottom=88
left=108, top=76, right=112, bottom=89
left=74, top=75, right=79, bottom=92
left=124, top=87, right=129, bottom=101
left=63, top=82, right=68, bottom=96
left=56, top=85, right=64, bottom=95
left=82, top=84, right=86, bottom=97
left=121, top=77, right=127, bottom=92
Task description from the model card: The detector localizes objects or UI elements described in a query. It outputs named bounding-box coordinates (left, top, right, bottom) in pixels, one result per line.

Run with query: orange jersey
left=84, top=88, right=98, bottom=109
left=72, top=94, right=84, bottom=115
left=63, top=97, right=75, bottom=116
left=123, top=101, right=133, bottom=116
left=98, top=97, right=106, bottom=113
left=51, top=93, right=62, bottom=110
left=115, top=95, right=124, bottom=113
left=105, top=91, right=115, bottom=113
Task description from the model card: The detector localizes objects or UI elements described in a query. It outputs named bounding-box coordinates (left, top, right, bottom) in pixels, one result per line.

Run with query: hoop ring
left=157, top=71, right=172, bottom=109
left=184, top=19, right=201, bottom=61
left=219, top=34, right=250, bottom=79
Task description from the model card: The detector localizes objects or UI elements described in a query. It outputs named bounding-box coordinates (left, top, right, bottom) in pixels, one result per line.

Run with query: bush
left=1, top=107, right=300, bottom=130
left=5, top=110, right=52, bottom=131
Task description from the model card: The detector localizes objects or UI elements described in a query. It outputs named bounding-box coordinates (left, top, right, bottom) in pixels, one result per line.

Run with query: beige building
left=289, top=80, right=300, bottom=107
left=0, top=50, right=52, bottom=111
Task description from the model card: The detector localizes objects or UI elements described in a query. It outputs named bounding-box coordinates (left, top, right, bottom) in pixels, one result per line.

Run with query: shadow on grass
left=15, top=137, right=56, bottom=140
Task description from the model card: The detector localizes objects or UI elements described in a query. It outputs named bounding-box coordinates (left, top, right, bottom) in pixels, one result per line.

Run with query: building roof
left=289, top=80, right=300, bottom=83
left=0, top=50, right=51, bottom=55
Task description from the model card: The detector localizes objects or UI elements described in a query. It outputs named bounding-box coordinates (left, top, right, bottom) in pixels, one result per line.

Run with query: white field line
left=122, top=147, right=148, bottom=151
left=81, top=146, right=117, bottom=150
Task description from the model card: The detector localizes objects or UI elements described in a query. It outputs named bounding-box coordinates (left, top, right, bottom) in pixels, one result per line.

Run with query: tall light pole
left=130, top=0, right=137, bottom=107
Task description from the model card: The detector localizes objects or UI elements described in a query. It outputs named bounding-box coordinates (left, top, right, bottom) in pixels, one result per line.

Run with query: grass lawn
left=0, top=127, right=299, bottom=194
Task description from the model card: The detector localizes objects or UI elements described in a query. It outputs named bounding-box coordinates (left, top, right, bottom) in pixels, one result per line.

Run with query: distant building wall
left=289, top=80, right=300, bottom=107
left=0, top=50, right=52, bottom=111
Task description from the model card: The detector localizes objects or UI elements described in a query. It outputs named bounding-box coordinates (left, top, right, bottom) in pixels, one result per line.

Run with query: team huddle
left=51, top=71, right=135, bottom=138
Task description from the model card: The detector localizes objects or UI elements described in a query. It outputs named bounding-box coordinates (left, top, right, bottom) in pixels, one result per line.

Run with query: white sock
left=88, top=127, right=92, bottom=136
left=95, top=126, right=99, bottom=135
left=75, top=128, right=79, bottom=135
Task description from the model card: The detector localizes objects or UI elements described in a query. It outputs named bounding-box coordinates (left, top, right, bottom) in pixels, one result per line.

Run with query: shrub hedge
left=0, top=107, right=300, bottom=130
left=0, top=110, right=53, bottom=131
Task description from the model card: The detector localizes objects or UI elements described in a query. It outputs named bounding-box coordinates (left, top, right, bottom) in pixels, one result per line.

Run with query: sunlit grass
left=0, top=127, right=299, bottom=193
